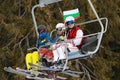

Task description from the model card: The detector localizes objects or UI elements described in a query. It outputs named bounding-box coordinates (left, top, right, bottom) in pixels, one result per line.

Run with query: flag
left=63, top=8, right=80, bottom=20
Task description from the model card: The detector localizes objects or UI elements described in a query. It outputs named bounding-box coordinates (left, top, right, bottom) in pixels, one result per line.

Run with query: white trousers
left=52, top=43, right=79, bottom=62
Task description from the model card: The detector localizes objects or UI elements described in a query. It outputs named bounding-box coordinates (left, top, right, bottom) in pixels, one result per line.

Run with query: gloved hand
left=59, top=36, right=64, bottom=40
left=46, top=42, right=53, bottom=50
left=45, top=42, right=51, bottom=45
left=41, top=39, right=46, bottom=43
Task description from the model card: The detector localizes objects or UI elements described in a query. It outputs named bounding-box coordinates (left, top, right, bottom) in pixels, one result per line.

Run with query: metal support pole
left=87, top=0, right=105, bottom=54
left=31, top=4, right=41, bottom=39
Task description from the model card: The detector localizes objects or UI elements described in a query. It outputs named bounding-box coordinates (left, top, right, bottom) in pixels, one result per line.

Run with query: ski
left=26, top=76, right=53, bottom=80
left=16, top=67, right=47, bottom=76
left=4, top=67, right=67, bottom=80
left=4, top=67, right=52, bottom=80
left=4, top=67, right=33, bottom=77
left=29, top=62, right=60, bottom=71
left=29, top=63, right=68, bottom=79
left=29, top=63, right=80, bottom=77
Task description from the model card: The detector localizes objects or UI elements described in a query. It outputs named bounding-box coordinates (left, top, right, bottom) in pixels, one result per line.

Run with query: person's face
left=39, top=29, right=45, bottom=33
left=56, top=28, right=63, bottom=35
left=66, top=20, right=74, bottom=29
left=57, top=30, right=63, bottom=35
left=67, top=23, right=74, bottom=28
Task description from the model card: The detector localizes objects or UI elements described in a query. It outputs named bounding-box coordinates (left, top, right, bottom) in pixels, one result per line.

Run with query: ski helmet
left=56, top=23, right=65, bottom=31
left=65, top=16, right=75, bottom=25
left=38, top=25, right=46, bottom=32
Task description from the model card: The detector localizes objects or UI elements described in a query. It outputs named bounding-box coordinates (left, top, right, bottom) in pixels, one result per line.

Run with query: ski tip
left=4, top=67, right=7, bottom=71
left=16, top=67, right=20, bottom=70
left=4, top=67, right=12, bottom=72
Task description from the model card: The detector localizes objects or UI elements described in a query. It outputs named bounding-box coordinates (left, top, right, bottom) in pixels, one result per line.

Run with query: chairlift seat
left=81, top=35, right=98, bottom=54
left=68, top=35, right=98, bottom=60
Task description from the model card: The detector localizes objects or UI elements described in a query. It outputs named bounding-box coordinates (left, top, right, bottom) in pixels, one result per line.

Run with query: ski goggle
left=56, top=28, right=63, bottom=31
left=66, top=20, right=74, bottom=25
left=39, top=30, right=45, bottom=33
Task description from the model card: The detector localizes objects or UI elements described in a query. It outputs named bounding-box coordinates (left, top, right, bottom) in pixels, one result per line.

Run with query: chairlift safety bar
left=50, top=17, right=108, bottom=38
left=76, top=17, right=108, bottom=33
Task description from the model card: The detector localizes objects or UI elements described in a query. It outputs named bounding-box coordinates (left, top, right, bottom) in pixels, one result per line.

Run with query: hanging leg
left=25, top=53, right=32, bottom=70
left=31, top=51, right=39, bottom=67
left=52, top=49, right=59, bottom=62
left=58, top=46, right=66, bottom=60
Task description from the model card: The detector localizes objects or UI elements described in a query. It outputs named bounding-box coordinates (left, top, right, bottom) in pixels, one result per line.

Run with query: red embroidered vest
left=67, top=26, right=84, bottom=49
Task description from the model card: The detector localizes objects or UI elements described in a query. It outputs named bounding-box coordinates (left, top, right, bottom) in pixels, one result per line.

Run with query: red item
left=67, top=26, right=84, bottom=49
left=38, top=48, right=53, bottom=62
left=39, top=30, right=46, bottom=33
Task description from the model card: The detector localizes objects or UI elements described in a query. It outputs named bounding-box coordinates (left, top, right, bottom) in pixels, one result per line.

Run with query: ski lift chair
left=50, top=9, right=108, bottom=60
left=31, top=0, right=108, bottom=71
left=67, top=17, right=108, bottom=60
